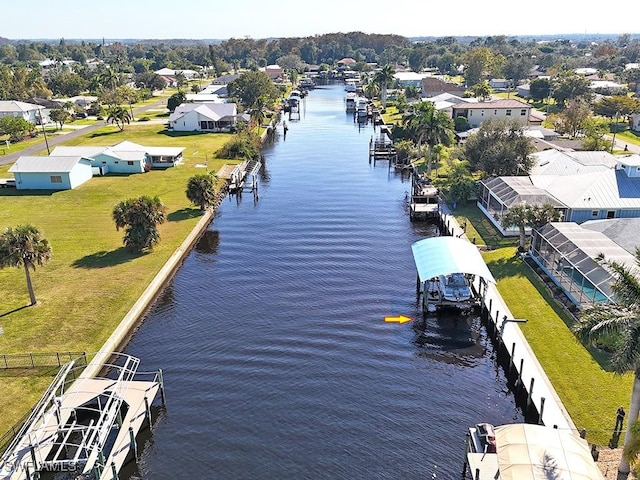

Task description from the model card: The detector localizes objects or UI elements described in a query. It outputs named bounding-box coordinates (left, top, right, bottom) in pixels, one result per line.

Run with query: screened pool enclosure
left=529, top=222, right=637, bottom=307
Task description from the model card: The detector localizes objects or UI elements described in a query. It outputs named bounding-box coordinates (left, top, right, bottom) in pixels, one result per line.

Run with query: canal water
left=124, top=84, right=524, bottom=479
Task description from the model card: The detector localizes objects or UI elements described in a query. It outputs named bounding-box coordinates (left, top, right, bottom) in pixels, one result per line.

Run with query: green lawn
left=0, top=123, right=235, bottom=434
left=484, top=247, right=631, bottom=446
left=447, top=202, right=629, bottom=445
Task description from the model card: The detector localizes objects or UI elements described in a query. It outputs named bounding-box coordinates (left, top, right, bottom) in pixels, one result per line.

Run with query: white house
left=168, top=103, right=239, bottom=132
left=451, top=99, right=532, bottom=128
left=9, top=155, right=93, bottom=190
left=50, top=141, right=185, bottom=172
left=0, top=101, right=43, bottom=124
left=394, top=72, right=431, bottom=88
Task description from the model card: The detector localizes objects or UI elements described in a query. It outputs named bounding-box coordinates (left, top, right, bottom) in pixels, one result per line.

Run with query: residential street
left=0, top=97, right=168, bottom=167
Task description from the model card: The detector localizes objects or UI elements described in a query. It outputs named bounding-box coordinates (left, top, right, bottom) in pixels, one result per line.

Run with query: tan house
left=451, top=99, right=532, bottom=128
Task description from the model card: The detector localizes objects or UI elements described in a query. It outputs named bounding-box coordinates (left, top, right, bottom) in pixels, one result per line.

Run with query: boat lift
left=0, top=353, right=165, bottom=480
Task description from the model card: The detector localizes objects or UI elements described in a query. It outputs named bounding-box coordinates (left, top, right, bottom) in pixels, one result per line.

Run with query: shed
left=9, top=155, right=93, bottom=190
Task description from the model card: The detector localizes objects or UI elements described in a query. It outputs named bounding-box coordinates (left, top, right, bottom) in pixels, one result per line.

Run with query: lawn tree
left=167, top=91, right=186, bottom=112
left=470, top=80, right=492, bottom=101
left=373, top=64, right=395, bottom=109
left=529, top=78, right=551, bottom=102
left=574, top=249, right=640, bottom=474
left=549, top=98, right=592, bottom=137
left=228, top=71, right=280, bottom=110
left=135, top=72, right=166, bottom=91
left=502, top=203, right=561, bottom=250
left=582, top=117, right=611, bottom=151
left=464, top=118, right=535, bottom=176
left=0, top=116, right=35, bottom=141
left=552, top=72, right=593, bottom=107
left=0, top=224, right=52, bottom=306
left=439, top=161, right=477, bottom=207
left=503, top=55, right=534, bottom=87
left=186, top=173, right=219, bottom=210
left=249, top=96, right=268, bottom=131
left=112, top=196, right=167, bottom=252
left=462, top=47, right=498, bottom=87
left=593, top=95, right=640, bottom=119
left=49, top=108, right=71, bottom=130
left=106, top=105, right=132, bottom=131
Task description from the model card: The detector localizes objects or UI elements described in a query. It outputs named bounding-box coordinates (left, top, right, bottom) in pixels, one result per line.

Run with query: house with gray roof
left=9, top=156, right=93, bottom=190
left=0, top=100, right=44, bottom=124
left=477, top=149, right=640, bottom=234
left=51, top=140, right=185, bottom=172
left=168, top=102, right=240, bottom=132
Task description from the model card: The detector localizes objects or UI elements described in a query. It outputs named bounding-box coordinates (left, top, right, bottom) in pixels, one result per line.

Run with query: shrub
left=138, top=116, right=150, bottom=122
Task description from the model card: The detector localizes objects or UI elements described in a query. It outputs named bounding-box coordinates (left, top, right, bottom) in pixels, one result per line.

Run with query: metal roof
left=411, top=237, right=496, bottom=284
left=9, top=156, right=91, bottom=173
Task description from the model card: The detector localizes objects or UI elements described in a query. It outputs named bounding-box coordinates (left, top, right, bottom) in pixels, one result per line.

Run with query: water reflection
left=412, top=313, right=487, bottom=366
left=194, top=229, right=219, bottom=255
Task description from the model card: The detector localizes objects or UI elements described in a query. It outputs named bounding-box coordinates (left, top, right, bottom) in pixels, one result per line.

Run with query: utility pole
left=38, top=109, right=50, bottom=155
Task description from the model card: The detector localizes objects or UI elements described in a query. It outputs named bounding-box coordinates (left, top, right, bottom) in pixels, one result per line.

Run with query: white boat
left=424, top=272, right=472, bottom=312
left=438, top=273, right=472, bottom=302
left=356, top=98, right=369, bottom=118
left=345, top=92, right=357, bottom=112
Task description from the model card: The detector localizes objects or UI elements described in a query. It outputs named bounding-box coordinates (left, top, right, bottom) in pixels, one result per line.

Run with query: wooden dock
left=218, top=159, right=260, bottom=195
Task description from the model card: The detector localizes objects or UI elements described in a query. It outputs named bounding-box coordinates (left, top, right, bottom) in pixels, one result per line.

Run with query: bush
left=138, top=116, right=150, bottom=122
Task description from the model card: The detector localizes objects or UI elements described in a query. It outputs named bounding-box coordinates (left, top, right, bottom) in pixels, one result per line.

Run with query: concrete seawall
left=82, top=209, right=214, bottom=378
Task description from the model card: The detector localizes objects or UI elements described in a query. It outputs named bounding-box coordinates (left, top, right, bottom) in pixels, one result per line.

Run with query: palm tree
left=471, top=80, right=492, bottom=101
left=97, top=66, right=120, bottom=91
left=402, top=101, right=454, bottom=173
left=106, top=105, right=132, bottom=131
left=502, top=203, right=561, bottom=250
left=364, top=81, right=380, bottom=100
left=112, top=196, right=167, bottom=252
left=186, top=173, right=219, bottom=210
left=249, top=96, right=268, bottom=132
left=0, top=225, right=52, bottom=306
left=373, top=64, right=395, bottom=109
left=574, top=250, right=640, bottom=474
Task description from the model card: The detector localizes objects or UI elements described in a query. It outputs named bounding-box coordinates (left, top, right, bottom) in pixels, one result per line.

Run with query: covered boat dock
left=464, top=423, right=604, bottom=480
left=411, top=236, right=496, bottom=312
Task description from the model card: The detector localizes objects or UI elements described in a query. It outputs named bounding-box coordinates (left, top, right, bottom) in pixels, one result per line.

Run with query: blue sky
left=5, top=0, right=639, bottom=40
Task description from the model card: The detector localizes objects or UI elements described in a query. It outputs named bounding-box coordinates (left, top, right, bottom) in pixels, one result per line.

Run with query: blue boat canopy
left=411, top=237, right=496, bottom=284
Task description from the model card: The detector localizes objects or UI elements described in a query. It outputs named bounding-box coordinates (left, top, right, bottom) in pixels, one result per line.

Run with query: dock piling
left=129, top=426, right=138, bottom=461
left=158, top=368, right=166, bottom=405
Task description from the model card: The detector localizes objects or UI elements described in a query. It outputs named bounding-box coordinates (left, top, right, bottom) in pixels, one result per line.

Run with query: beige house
left=451, top=99, right=532, bottom=128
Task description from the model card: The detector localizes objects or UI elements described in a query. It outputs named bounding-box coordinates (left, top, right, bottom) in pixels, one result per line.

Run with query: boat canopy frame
left=411, top=237, right=496, bottom=284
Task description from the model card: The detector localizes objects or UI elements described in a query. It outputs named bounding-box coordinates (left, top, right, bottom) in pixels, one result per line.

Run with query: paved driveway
left=0, top=98, right=168, bottom=167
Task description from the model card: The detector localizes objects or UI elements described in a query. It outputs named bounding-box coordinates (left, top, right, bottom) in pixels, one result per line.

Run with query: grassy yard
left=450, top=201, right=629, bottom=445
left=0, top=123, right=235, bottom=434
left=484, top=247, right=631, bottom=446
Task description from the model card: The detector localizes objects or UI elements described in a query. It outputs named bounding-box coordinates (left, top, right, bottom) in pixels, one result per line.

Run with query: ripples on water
left=124, top=84, right=523, bottom=480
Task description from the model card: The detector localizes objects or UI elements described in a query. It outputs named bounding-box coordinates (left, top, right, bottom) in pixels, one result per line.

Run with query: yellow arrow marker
left=384, top=315, right=413, bottom=324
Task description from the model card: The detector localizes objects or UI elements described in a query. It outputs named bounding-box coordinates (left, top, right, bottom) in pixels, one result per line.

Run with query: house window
left=506, top=109, right=512, bottom=116
left=127, top=161, right=134, bottom=166
left=591, top=210, right=599, bottom=217
left=521, top=109, right=527, bottom=116
left=607, top=211, right=615, bottom=219
left=50, top=175, right=62, bottom=183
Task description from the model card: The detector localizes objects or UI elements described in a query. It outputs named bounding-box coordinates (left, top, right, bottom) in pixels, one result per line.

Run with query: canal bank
left=119, top=83, right=523, bottom=480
